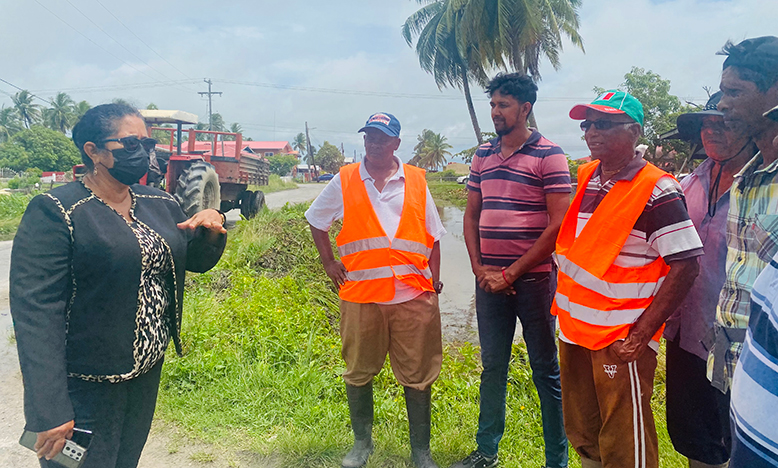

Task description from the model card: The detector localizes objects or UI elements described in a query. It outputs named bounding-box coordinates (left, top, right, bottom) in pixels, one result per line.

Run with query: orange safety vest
left=336, top=162, right=435, bottom=303
left=551, top=160, right=672, bottom=350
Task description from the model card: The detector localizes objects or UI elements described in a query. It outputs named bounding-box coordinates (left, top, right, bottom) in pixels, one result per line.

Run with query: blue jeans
left=475, top=271, right=568, bottom=468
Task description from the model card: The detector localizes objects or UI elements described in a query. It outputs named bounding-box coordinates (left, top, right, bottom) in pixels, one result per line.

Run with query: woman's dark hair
left=486, top=73, right=538, bottom=107
left=71, top=103, right=142, bottom=169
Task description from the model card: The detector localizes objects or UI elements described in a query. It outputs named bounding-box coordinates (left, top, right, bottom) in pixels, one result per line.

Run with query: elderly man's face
left=718, top=67, right=778, bottom=139
left=582, top=108, right=640, bottom=160
left=700, top=115, right=750, bottom=163
left=363, top=128, right=400, bottom=159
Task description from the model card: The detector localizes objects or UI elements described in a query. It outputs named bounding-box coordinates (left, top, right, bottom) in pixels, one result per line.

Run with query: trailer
left=140, top=110, right=269, bottom=218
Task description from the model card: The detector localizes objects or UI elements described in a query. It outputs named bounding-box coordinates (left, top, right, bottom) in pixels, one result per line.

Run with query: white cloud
left=0, top=0, right=774, bottom=160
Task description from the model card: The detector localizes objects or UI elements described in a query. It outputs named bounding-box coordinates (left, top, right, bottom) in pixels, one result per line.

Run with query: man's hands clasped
left=473, top=264, right=516, bottom=294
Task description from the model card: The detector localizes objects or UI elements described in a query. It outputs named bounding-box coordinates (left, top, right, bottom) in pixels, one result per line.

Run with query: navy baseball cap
left=358, top=112, right=401, bottom=137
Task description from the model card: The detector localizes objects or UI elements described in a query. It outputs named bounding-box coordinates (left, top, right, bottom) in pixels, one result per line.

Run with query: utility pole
left=198, top=79, right=222, bottom=130
left=341, top=143, right=345, bottom=156
left=305, top=121, right=316, bottom=179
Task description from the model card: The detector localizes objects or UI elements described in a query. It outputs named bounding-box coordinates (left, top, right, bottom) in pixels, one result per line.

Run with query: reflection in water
left=437, top=206, right=479, bottom=344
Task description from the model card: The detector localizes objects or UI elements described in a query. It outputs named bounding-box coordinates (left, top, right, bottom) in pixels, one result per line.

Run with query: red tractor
left=141, top=110, right=269, bottom=219
left=77, top=110, right=269, bottom=218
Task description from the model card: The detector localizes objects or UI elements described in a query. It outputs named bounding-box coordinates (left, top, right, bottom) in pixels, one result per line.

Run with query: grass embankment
left=427, top=180, right=467, bottom=209
left=0, top=193, right=33, bottom=241
left=159, top=202, right=686, bottom=467
left=252, top=174, right=297, bottom=194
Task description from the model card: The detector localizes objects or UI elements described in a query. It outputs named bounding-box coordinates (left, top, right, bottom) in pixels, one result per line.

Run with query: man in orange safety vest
left=554, top=91, right=703, bottom=468
left=306, top=112, right=446, bottom=468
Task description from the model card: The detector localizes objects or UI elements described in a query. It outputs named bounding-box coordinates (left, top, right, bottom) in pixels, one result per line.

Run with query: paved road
left=0, top=184, right=327, bottom=467
left=225, top=183, right=326, bottom=223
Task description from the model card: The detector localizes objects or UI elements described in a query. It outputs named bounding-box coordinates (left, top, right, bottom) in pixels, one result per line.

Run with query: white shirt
left=305, top=157, right=446, bottom=304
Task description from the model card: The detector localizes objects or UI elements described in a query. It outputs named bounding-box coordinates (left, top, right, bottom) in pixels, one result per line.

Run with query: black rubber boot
left=405, top=386, right=439, bottom=468
left=342, top=382, right=374, bottom=468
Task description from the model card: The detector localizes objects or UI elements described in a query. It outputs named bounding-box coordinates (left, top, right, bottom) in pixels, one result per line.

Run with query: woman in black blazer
left=10, top=103, right=227, bottom=468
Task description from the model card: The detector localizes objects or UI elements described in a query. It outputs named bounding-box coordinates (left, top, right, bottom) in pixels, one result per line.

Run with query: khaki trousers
left=340, top=292, right=442, bottom=390
left=560, top=340, right=659, bottom=468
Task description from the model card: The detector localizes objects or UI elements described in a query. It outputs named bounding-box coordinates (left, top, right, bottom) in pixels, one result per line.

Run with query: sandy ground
left=0, top=183, right=487, bottom=467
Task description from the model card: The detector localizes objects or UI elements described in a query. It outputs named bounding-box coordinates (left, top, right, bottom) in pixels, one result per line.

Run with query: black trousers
left=665, top=339, right=731, bottom=465
left=39, top=359, right=163, bottom=468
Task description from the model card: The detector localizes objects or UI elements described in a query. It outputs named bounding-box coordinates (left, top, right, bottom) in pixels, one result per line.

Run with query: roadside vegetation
left=427, top=171, right=467, bottom=209
left=157, top=202, right=686, bottom=467
left=252, top=174, right=297, bottom=194
left=0, top=193, right=33, bottom=240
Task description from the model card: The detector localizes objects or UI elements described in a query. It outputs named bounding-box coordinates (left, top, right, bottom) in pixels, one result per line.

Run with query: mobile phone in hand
left=19, top=427, right=93, bottom=468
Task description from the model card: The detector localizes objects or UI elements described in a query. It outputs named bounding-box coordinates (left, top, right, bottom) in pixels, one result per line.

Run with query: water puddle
left=437, top=206, right=479, bottom=344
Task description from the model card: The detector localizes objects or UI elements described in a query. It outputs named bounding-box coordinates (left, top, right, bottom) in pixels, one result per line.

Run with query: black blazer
left=10, top=182, right=226, bottom=432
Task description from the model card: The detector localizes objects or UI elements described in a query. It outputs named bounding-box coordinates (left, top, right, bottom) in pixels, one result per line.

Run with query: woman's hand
left=177, top=209, right=227, bottom=234
left=35, top=420, right=74, bottom=460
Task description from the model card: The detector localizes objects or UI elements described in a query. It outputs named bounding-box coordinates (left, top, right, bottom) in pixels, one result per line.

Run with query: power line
left=31, top=80, right=199, bottom=94
left=61, top=0, right=194, bottom=93
left=198, top=79, right=222, bottom=131
left=218, top=79, right=643, bottom=102
left=93, top=0, right=194, bottom=81
left=32, top=0, right=189, bottom=94
left=0, top=78, right=53, bottom=105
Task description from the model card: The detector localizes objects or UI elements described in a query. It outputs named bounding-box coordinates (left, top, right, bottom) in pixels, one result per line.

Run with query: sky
left=0, top=0, right=775, bottom=161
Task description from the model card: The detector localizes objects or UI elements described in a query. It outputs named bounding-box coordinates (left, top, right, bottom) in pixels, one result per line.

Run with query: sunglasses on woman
left=99, top=136, right=158, bottom=152
left=580, top=120, right=634, bottom=132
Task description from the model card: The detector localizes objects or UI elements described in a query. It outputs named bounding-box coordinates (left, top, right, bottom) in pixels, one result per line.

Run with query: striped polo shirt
left=558, top=155, right=704, bottom=351
left=576, top=155, right=704, bottom=267
left=467, top=131, right=572, bottom=272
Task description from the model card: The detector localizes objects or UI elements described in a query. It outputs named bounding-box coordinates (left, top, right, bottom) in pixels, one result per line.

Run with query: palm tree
left=74, top=101, right=91, bottom=120
left=0, top=105, right=22, bottom=143
left=460, top=0, right=584, bottom=77
left=410, top=129, right=436, bottom=167
left=292, top=133, right=307, bottom=154
left=44, top=92, right=75, bottom=134
left=12, top=90, right=41, bottom=129
left=403, top=0, right=489, bottom=145
left=419, top=131, right=452, bottom=171
left=230, top=122, right=242, bottom=134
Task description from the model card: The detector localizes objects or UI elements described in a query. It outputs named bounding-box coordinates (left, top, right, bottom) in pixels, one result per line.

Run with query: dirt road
left=0, top=183, right=329, bottom=467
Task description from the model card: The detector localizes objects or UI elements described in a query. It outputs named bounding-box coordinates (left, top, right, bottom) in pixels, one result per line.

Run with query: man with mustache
left=306, top=112, right=446, bottom=468
left=454, top=73, right=571, bottom=468
left=558, top=90, right=702, bottom=468
left=729, top=103, right=778, bottom=468
left=663, top=92, right=755, bottom=468
left=706, top=36, right=778, bottom=406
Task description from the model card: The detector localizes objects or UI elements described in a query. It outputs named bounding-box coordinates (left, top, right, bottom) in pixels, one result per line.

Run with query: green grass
left=253, top=174, right=297, bottom=194
left=158, top=202, right=687, bottom=467
left=0, top=193, right=33, bottom=241
left=427, top=181, right=467, bottom=209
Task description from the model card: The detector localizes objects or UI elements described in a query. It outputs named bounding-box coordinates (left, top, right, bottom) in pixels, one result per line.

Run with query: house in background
left=242, top=141, right=294, bottom=158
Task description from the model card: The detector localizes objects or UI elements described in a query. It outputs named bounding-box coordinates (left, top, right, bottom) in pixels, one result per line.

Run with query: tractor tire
left=240, top=190, right=265, bottom=219
left=174, top=162, right=221, bottom=218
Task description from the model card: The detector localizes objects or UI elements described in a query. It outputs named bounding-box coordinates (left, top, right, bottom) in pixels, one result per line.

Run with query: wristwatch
left=433, top=281, right=444, bottom=294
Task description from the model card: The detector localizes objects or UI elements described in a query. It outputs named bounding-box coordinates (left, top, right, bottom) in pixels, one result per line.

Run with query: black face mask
left=103, top=146, right=149, bottom=185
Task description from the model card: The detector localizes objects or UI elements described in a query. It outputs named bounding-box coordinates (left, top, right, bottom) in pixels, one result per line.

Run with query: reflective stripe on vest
left=337, top=237, right=432, bottom=258
left=336, top=162, right=435, bottom=303
left=346, top=264, right=433, bottom=282
left=551, top=160, right=671, bottom=350
left=556, top=253, right=666, bottom=300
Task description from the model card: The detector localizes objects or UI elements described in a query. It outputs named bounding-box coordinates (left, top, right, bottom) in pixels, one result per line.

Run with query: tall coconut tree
left=44, top=92, right=76, bottom=134
left=12, top=90, right=41, bottom=129
left=460, top=0, right=584, bottom=78
left=74, top=101, right=91, bottom=120
left=0, top=105, right=23, bottom=142
left=419, top=131, right=453, bottom=171
left=403, top=0, right=489, bottom=145
left=292, top=132, right=307, bottom=153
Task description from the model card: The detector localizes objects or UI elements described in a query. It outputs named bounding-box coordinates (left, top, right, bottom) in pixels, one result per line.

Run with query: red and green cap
left=569, top=90, right=645, bottom=127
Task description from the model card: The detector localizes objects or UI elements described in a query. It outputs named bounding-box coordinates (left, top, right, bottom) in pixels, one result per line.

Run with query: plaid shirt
left=708, top=152, right=778, bottom=392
